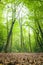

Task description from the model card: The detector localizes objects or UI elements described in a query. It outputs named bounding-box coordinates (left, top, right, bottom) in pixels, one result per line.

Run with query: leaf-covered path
left=0, top=53, right=43, bottom=65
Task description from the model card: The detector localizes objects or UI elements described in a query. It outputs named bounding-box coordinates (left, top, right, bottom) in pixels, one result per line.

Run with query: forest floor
left=0, top=53, right=43, bottom=65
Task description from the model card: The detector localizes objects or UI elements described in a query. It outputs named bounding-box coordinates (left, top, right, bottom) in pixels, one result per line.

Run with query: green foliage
left=0, top=0, right=43, bottom=52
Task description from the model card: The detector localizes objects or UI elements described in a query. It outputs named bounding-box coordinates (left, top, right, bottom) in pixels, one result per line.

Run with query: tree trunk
left=4, top=20, right=15, bottom=52
left=28, top=27, right=32, bottom=52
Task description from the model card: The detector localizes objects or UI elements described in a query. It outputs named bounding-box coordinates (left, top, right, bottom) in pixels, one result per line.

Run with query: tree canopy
left=0, top=0, right=43, bottom=52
